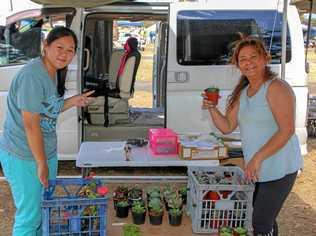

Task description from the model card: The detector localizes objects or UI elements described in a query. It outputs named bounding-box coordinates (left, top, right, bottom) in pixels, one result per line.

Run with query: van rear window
left=177, top=10, right=291, bottom=66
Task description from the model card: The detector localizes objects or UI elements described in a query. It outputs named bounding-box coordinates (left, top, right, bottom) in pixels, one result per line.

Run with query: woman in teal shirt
left=202, top=37, right=302, bottom=236
left=0, top=27, right=94, bottom=235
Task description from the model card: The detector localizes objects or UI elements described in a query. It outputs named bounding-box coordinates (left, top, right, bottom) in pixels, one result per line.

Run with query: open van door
left=0, top=7, right=79, bottom=160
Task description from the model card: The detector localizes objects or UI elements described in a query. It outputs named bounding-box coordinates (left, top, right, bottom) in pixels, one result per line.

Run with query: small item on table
left=124, top=144, right=132, bottom=161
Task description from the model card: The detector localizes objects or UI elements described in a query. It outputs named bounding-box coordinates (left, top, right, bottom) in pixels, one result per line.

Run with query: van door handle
left=175, top=71, right=189, bottom=83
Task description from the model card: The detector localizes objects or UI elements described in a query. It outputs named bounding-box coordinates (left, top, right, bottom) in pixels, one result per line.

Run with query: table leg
left=81, top=167, right=91, bottom=178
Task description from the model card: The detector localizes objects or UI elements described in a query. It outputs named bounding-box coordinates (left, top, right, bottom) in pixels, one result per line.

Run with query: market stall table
left=76, top=141, right=219, bottom=176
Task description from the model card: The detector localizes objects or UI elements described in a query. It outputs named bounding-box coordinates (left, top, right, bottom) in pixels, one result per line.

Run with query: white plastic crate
left=187, top=166, right=254, bottom=234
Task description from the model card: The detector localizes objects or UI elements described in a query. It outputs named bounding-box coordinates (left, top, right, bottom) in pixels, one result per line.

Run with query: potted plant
left=148, top=200, right=163, bottom=225
left=219, top=226, right=233, bottom=236
left=113, top=186, right=128, bottom=209
left=131, top=202, right=146, bottom=225
left=146, top=186, right=161, bottom=200
left=167, top=195, right=183, bottom=211
left=168, top=208, right=183, bottom=226
left=204, top=86, right=220, bottom=105
left=164, top=191, right=177, bottom=211
left=128, top=186, right=143, bottom=207
left=116, top=200, right=129, bottom=218
left=233, top=227, right=247, bottom=236
left=178, top=186, right=188, bottom=205
left=122, top=223, right=141, bottom=236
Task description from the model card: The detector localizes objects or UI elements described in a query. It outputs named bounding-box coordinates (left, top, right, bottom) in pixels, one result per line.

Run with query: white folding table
left=76, top=141, right=219, bottom=176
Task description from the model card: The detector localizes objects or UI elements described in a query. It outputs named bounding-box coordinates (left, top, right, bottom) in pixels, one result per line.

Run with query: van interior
left=82, top=13, right=168, bottom=141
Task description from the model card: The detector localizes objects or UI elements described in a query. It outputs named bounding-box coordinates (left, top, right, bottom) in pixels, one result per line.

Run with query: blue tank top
left=238, top=79, right=303, bottom=182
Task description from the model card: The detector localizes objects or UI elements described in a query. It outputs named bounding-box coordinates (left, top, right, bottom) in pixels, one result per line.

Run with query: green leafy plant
left=167, top=196, right=182, bottom=209
left=169, top=208, right=182, bottom=216
left=116, top=200, right=129, bottom=208
left=132, top=202, right=146, bottom=214
left=148, top=200, right=163, bottom=216
left=128, top=186, right=143, bottom=199
left=204, top=86, right=220, bottom=93
left=178, top=186, right=188, bottom=196
left=123, top=223, right=141, bottom=236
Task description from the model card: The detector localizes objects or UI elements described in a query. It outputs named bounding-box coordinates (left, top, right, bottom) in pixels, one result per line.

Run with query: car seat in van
left=88, top=37, right=141, bottom=126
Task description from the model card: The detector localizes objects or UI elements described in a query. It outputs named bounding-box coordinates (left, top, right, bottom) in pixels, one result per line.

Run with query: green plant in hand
left=204, top=86, right=220, bottom=93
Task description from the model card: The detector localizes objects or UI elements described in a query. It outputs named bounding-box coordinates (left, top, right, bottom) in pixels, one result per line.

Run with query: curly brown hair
left=226, top=36, right=277, bottom=111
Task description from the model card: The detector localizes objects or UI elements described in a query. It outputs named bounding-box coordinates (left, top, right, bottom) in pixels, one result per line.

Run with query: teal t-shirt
left=0, top=57, right=64, bottom=160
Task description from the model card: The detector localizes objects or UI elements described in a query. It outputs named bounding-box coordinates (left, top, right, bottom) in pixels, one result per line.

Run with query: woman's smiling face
left=44, top=36, right=76, bottom=70
left=237, top=45, right=268, bottom=79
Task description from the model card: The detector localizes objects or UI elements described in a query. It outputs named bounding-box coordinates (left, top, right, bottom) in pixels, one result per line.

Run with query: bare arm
left=61, top=90, right=95, bottom=112
left=245, top=80, right=296, bottom=181
left=202, top=97, right=239, bottom=134
left=22, top=111, right=48, bottom=187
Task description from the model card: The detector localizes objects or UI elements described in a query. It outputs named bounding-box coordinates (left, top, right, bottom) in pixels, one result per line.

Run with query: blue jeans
left=0, top=149, right=57, bottom=236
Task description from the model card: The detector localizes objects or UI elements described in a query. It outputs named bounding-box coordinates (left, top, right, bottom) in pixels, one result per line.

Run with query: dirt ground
left=1, top=138, right=316, bottom=235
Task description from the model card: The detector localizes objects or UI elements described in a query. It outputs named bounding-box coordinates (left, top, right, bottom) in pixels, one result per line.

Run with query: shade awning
left=31, top=0, right=120, bottom=8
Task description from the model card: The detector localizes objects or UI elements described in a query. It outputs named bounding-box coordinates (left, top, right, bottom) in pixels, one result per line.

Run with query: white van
left=0, top=0, right=308, bottom=160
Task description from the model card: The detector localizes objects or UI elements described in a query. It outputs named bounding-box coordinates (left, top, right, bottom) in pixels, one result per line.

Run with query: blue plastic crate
left=42, top=178, right=108, bottom=236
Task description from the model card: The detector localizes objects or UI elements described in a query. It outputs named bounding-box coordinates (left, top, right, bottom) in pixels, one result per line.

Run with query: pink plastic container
left=148, top=128, right=178, bottom=155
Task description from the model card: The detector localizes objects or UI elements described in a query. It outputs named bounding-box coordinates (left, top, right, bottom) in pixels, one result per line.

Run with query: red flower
left=97, top=186, right=108, bottom=196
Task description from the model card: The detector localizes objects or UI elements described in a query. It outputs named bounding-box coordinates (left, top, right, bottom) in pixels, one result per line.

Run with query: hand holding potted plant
left=204, top=86, right=220, bottom=105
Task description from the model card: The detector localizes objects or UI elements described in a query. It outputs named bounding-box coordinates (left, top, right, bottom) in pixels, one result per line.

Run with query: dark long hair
left=45, top=27, right=78, bottom=97
left=226, top=37, right=277, bottom=111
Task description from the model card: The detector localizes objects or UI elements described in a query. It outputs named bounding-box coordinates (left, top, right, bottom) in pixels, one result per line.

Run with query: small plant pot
left=204, top=91, right=220, bottom=105
left=149, top=214, right=163, bottom=225
left=132, top=211, right=146, bottom=225
left=168, top=213, right=182, bottom=226
left=116, top=205, right=129, bottom=218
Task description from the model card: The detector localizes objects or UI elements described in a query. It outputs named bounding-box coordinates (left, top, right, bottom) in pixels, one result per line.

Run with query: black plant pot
left=149, top=214, right=163, bottom=225
left=132, top=212, right=146, bottom=225
left=116, top=206, right=129, bottom=218
left=168, top=213, right=182, bottom=226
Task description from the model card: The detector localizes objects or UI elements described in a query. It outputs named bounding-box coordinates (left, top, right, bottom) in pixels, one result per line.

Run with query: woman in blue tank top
left=202, top=37, right=302, bottom=236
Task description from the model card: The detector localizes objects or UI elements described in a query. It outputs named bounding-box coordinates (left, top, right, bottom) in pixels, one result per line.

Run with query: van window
left=0, top=19, right=42, bottom=66
left=177, top=10, right=291, bottom=66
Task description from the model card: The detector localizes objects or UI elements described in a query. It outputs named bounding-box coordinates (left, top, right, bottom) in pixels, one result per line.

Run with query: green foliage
left=169, top=208, right=182, bottom=216
left=204, top=87, right=219, bottom=93
left=123, top=224, right=141, bottom=236
left=116, top=200, right=129, bottom=207
left=178, top=186, right=188, bottom=195
left=167, top=196, right=182, bottom=209
left=131, top=202, right=146, bottom=214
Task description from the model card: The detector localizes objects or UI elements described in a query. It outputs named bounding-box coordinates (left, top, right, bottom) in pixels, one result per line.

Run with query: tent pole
left=281, top=0, right=288, bottom=80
